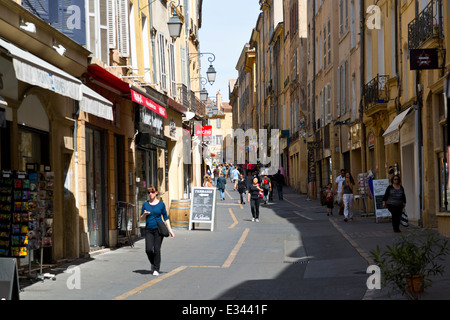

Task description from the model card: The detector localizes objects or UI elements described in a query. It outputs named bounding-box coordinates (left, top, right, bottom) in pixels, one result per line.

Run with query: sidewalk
left=279, top=186, right=450, bottom=300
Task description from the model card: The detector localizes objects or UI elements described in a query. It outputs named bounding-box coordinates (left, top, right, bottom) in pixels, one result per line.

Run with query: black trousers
left=239, top=191, right=245, bottom=203
left=250, top=198, right=260, bottom=219
left=145, top=228, right=164, bottom=271
left=387, top=204, right=403, bottom=232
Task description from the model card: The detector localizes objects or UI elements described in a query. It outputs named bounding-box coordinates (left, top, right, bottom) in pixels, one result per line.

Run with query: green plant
left=370, top=231, right=449, bottom=300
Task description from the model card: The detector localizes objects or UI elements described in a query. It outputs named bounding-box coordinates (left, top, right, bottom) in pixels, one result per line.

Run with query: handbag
left=400, top=209, right=409, bottom=227
left=157, top=218, right=170, bottom=237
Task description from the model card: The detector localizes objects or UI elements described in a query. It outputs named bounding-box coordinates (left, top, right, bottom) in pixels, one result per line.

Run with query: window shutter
left=116, top=0, right=130, bottom=57
left=99, top=0, right=109, bottom=64
left=169, top=43, right=177, bottom=97
left=337, top=66, right=341, bottom=117
left=159, top=33, right=167, bottom=91
left=107, top=0, right=116, bottom=49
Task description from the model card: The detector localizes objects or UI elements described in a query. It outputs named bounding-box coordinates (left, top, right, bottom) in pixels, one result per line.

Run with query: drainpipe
left=149, top=1, right=158, bottom=85
left=359, top=0, right=366, bottom=172
left=414, top=0, right=424, bottom=227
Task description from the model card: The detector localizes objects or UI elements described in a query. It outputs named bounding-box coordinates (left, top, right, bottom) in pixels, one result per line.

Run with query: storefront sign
left=410, top=49, right=439, bottom=70
left=195, top=125, right=212, bottom=136
left=368, top=132, right=375, bottom=149
left=139, top=107, right=164, bottom=137
left=131, top=89, right=167, bottom=118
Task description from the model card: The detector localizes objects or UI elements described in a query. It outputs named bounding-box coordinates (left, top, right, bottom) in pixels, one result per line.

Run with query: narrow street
left=19, top=182, right=390, bottom=301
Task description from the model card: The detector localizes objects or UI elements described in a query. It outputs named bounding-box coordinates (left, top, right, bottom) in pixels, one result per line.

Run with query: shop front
left=0, top=34, right=113, bottom=264
left=133, top=88, right=168, bottom=227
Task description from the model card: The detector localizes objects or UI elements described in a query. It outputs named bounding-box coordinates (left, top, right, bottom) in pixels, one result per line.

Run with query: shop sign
left=139, top=107, right=164, bottom=138
left=131, top=89, right=167, bottom=118
left=410, top=49, right=439, bottom=70
left=195, top=125, right=212, bottom=137
left=368, top=132, right=375, bottom=149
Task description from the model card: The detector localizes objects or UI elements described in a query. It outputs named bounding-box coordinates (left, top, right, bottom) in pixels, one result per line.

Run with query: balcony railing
left=408, top=0, right=443, bottom=49
left=364, top=75, right=389, bottom=111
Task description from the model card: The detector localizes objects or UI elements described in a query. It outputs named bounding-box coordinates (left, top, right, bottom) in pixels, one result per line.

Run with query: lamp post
left=190, top=52, right=217, bottom=85
left=167, top=0, right=183, bottom=39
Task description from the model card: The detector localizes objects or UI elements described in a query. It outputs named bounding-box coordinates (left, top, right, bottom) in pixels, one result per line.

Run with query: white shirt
left=335, top=175, right=346, bottom=193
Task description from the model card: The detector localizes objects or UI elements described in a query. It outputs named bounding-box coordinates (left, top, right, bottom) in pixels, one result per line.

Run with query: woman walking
left=247, top=177, right=263, bottom=222
left=382, top=175, right=406, bottom=233
left=342, top=172, right=355, bottom=222
left=237, top=174, right=247, bottom=204
left=140, top=185, right=174, bottom=276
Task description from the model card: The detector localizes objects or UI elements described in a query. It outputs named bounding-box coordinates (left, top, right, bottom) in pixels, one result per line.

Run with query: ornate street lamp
left=167, top=9, right=183, bottom=38
left=190, top=52, right=217, bottom=85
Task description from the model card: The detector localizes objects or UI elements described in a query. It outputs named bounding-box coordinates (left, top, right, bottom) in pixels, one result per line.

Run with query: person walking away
left=335, top=169, right=346, bottom=215
left=342, top=172, right=355, bottom=222
left=324, top=183, right=334, bottom=216
left=261, top=174, right=272, bottom=204
left=237, top=174, right=247, bottom=204
left=203, top=175, right=214, bottom=187
left=213, top=166, right=220, bottom=186
left=140, top=185, right=174, bottom=276
left=216, top=172, right=227, bottom=201
left=248, top=177, right=263, bottom=222
left=273, top=170, right=285, bottom=200
left=382, top=175, right=406, bottom=233
left=232, top=166, right=240, bottom=191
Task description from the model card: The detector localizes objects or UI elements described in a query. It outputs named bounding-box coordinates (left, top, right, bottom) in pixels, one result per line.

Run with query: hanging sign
left=194, top=125, right=212, bottom=136
left=410, top=49, right=439, bottom=70
left=131, top=89, right=167, bottom=118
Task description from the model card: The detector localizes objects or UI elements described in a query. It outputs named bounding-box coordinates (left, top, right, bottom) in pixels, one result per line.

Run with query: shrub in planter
left=370, top=231, right=449, bottom=300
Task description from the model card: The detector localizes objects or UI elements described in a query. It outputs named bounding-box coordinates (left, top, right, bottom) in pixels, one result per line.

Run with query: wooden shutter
left=107, top=0, right=116, bottom=49
left=116, top=0, right=130, bottom=57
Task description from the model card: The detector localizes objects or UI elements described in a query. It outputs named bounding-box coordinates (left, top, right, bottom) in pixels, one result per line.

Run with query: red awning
left=87, top=65, right=131, bottom=94
left=87, top=65, right=167, bottom=118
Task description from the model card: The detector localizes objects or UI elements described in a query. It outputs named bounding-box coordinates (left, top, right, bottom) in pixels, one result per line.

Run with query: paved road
left=19, top=179, right=450, bottom=305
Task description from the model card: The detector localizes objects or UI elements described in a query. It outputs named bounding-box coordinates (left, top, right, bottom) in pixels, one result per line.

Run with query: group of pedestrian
left=325, top=168, right=406, bottom=233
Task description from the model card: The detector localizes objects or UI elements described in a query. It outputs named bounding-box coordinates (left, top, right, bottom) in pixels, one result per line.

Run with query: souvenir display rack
left=0, top=169, right=54, bottom=275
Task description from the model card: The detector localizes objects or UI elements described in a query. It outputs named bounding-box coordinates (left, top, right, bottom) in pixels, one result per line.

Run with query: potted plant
left=433, top=24, right=440, bottom=36
left=370, top=231, right=449, bottom=300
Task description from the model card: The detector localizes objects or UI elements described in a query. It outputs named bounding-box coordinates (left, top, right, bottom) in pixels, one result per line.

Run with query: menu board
left=372, top=179, right=391, bottom=221
left=188, top=187, right=216, bottom=231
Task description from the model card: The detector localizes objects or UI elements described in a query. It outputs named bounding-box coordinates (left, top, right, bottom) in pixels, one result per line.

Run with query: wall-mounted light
left=190, top=52, right=217, bottom=85
left=53, top=44, right=66, bottom=56
left=19, top=18, right=36, bottom=33
left=167, top=0, right=183, bottom=38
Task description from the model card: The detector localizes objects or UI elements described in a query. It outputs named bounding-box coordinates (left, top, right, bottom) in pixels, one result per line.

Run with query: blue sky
left=198, top=0, right=261, bottom=102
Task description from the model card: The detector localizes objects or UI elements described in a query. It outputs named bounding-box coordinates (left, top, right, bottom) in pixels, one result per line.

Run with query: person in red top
left=324, top=183, right=334, bottom=216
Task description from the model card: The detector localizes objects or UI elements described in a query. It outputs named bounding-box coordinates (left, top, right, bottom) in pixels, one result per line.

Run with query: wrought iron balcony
left=408, top=0, right=443, bottom=49
left=364, top=75, right=389, bottom=112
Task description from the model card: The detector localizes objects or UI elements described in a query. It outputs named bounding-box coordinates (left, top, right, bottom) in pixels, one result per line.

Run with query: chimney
left=216, top=91, right=222, bottom=111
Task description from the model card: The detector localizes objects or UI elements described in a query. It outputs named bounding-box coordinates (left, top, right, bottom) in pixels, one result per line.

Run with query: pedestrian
left=206, top=165, right=212, bottom=177
left=324, top=183, right=334, bottom=216
left=237, top=174, right=247, bottom=204
left=203, top=175, right=214, bottom=187
left=382, top=175, right=406, bottom=233
left=335, top=169, right=346, bottom=215
left=248, top=177, right=263, bottom=222
left=342, top=172, right=355, bottom=222
left=273, top=170, right=285, bottom=200
left=213, top=166, right=219, bottom=186
left=140, top=185, right=174, bottom=276
left=216, top=172, right=227, bottom=201
left=261, top=174, right=271, bottom=204
left=232, top=166, right=240, bottom=190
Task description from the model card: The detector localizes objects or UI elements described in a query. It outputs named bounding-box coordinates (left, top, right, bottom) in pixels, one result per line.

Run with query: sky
left=198, top=0, right=261, bottom=103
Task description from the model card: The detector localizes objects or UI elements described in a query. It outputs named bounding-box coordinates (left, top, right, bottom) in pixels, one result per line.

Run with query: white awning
left=0, top=38, right=114, bottom=121
left=80, top=85, right=114, bottom=121
left=383, top=107, right=413, bottom=145
left=0, top=38, right=82, bottom=101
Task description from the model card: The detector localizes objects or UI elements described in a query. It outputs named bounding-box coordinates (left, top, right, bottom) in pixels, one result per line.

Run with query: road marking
left=222, top=228, right=250, bottom=268
left=225, top=189, right=233, bottom=200
left=113, top=265, right=188, bottom=300
left=113, top=228, right=250, bottom=300
left=293, top=211, right=313, bottom=221
left=228, top=208, right=238, bottom=229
